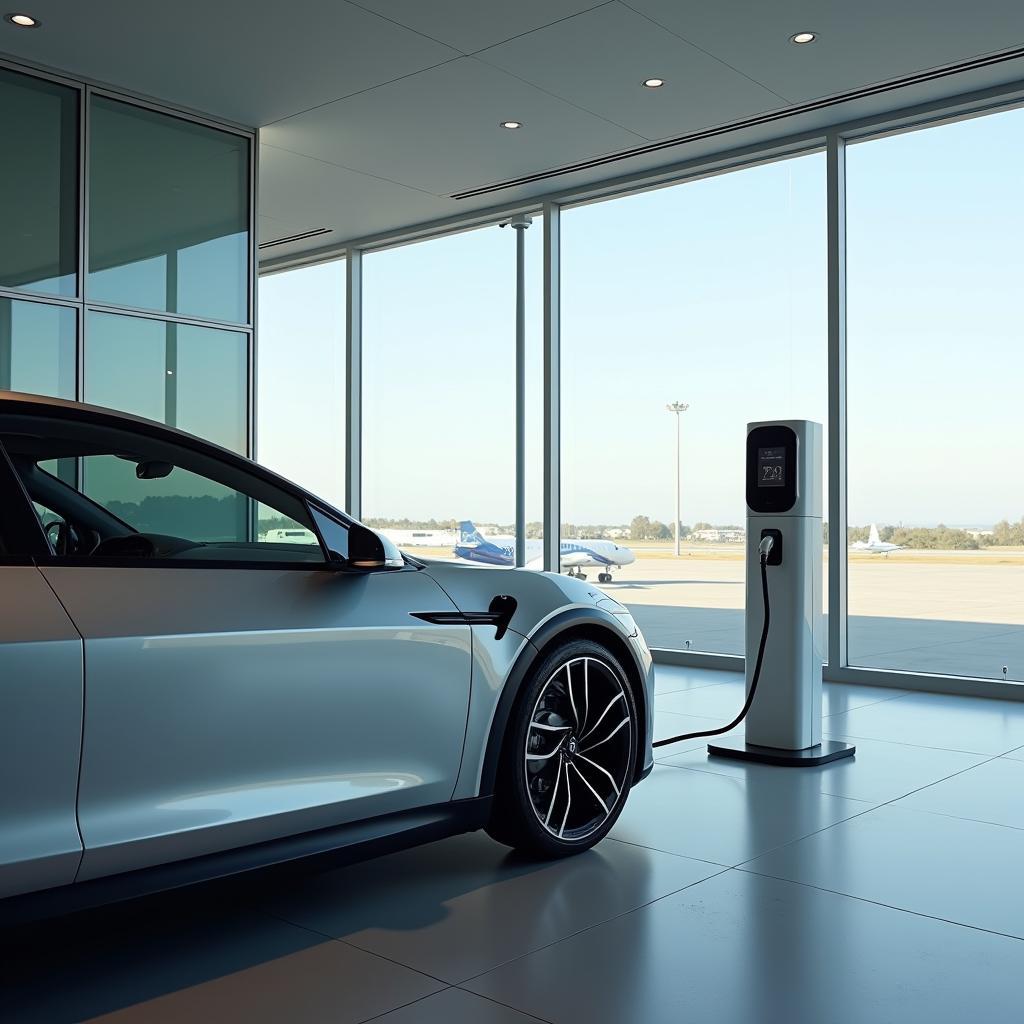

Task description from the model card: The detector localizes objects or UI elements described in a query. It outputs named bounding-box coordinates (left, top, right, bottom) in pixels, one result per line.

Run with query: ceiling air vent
left=450, top=44, right=1024, bottom=200
left=258, top=227, right=332, bottom=249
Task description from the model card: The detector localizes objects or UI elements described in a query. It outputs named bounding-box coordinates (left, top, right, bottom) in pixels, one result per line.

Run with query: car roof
left=0, top=390, right=350, bottom=524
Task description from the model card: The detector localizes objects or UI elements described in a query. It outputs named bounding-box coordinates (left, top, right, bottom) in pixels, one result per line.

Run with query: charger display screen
left=757, top=446, right=786, bottom=488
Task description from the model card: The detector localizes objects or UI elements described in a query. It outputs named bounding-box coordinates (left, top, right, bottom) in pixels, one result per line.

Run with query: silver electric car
left=0, top=392, right=653, bottom=914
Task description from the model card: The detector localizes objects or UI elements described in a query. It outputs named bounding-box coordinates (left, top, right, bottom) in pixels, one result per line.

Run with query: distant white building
left=380, top=529, right=457, bottom=547
left=691, top=528, right=746, bottom=543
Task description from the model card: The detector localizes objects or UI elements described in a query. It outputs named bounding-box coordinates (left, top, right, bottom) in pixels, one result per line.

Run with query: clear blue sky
left=258, top=105, right=1024, bottom=529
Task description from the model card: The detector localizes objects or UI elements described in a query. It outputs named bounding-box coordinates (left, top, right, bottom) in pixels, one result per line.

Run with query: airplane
left=454, top=521, right=636, bottom=583
left=850, top=523, right=903, bottom=555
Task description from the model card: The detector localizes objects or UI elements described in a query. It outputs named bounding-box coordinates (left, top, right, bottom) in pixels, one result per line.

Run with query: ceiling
left=3, top=1, right=1024, bottom=265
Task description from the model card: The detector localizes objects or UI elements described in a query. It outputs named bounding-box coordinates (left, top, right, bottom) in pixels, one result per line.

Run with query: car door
left=0, top=446, right=84, bottom=899
left=3, top=409, right=473, bottom=882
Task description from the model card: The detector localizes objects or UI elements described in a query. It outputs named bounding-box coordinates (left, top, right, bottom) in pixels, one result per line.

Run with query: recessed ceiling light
left=642, top=78, right=666, bottom=89
left=5, top=12, right=40, bottom=27
left=790, top=31, right=816, bottom=44
left=500, top=120, right=523, bottom=130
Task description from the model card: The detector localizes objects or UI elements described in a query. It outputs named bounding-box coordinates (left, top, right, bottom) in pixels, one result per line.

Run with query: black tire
left=486, top=638, right=639, bottom=858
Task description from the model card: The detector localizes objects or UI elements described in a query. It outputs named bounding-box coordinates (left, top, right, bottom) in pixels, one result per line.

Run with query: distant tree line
left=358, top=512, right=1024, bottom=550
left=842, top=520, right=1024, bottom=550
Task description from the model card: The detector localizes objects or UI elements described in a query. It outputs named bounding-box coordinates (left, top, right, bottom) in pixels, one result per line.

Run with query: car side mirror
left=345, top=522, right=404, bottom=572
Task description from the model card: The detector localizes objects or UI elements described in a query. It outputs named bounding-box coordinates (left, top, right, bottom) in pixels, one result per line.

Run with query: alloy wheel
left=524, top=656, right=633, bottom=841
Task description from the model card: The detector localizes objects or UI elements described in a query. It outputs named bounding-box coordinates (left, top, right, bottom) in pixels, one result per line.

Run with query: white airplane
left=454, top=521, right=636, bottom=583
left=850, top=523, right=903, bottom=555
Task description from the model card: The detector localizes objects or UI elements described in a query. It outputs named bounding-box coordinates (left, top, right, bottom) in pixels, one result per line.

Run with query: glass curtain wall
left=0, top=66, right=79, bottom=404
left=257, top=259, right=346, bottom=509
left=0, top=66, right=78, bottom=297
left=0, top=299, right=76, bottom=398
left=83, top=96, right=251, bottom=522
left=0, top=63, right=253, bottom=541
left=846, top=108, right=1024, bottom=681
left=88, top=96, right=249, bottom=325
left=561, top=154, right=827, bottom=653
left=362, top=224, right=524, bottom=563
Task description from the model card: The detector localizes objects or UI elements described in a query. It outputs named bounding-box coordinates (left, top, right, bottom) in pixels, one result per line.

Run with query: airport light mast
left=666, top=402, right=689, bottom=556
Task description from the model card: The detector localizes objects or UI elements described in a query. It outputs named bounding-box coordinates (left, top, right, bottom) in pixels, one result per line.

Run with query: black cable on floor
left=653, top=551, right=771, bottom=748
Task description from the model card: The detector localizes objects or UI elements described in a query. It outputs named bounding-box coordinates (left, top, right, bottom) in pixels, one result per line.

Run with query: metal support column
left=666, top=402, right=688, bottom=556
left=164, top=249, right=178, bottom=429
left=826, top=133, right=848, bottom=670
left=0, top=298, right=11, bottom=391
left=509, top=214, right=532, bottom=566
left=542, top=204, right=561, bottom=574
left=346, top=249, right=363, bottom=519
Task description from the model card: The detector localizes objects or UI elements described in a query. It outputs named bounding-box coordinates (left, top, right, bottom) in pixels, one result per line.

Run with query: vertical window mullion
left=826, top=132, right=848, bottom=672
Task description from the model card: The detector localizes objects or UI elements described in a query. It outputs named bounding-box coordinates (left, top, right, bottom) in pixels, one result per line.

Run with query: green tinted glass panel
left=85, top=311, right=247, bottom=453
left=81, top=457, right=318, bottom=558
left=84, top=456, right=250, bottom=541
left=0, top=298, right=75, bottom=398
left=0, top=68, right=78, bottom=296
left=88, top=96, right=249, bottom=324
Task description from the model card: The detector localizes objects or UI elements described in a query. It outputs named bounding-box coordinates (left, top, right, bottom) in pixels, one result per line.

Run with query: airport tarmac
left=415, top=544, right=1024, bottom=684
left=607, top=550, right=1024, bottom=683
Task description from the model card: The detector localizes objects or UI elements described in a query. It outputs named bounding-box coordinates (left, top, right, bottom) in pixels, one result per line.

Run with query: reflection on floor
left=4, top=666, right=1024, bottom=1022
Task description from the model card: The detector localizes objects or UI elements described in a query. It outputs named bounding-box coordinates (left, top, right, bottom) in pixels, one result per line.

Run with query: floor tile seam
left=355, top=986, right=456, bottom=1024
left=452, top=986, right=556, bottom=1024
left=656, top=687, right=907, bottom=723
left=884, top=801, right=1024, bottom=834
left=259, top=907, right=453, bottom=987
left=604, top=834, right=733, bottom=869
left=733, top=865, right=1024, bottom=944
left=651, top=760, right=879, bottom=806
left=816, top=749, right=1006, bottom=802
left=730, top=750, right=1011, bottom=870
left=825, top=731, right=992, bottom=755
left=653, top=708, right=740, bottom=724
left=653, top=748, right=705, bottom=762
left=652, top=752, right=1002, bottom=809
left=726, top=800, right=891, bottom=871
left=873, top=749, right=1013, bottom=807
left=820, top=689, right=913, bottom=715
left=454, top=866, right=733, bottom=987
left=655, top=678, right=740, bottom=696
left=822, top=729, right=998, bottom=756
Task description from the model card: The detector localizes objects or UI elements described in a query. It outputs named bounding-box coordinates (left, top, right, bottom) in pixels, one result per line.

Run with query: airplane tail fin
left=459, top=520, right=486, bottom=544
left=868, top=523, right=882, bottom=546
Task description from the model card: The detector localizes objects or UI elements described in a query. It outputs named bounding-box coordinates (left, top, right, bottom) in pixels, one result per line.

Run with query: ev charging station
left=707, top=420, right=856, bottom=766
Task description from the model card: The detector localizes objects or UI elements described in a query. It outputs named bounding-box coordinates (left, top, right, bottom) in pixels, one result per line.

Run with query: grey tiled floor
left=4, top=665, right=1023, bottom=1022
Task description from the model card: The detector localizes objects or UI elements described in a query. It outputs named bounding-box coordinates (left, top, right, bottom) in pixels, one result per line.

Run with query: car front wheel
left=487, top=638, right=638, bottom=857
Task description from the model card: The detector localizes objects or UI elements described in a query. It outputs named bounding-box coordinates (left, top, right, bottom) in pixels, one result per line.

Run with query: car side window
left=3, top=420, right=328, bottom=566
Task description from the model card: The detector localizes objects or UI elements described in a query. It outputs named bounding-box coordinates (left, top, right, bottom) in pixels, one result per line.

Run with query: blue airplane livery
left=454, top=521, right=636, bottom=583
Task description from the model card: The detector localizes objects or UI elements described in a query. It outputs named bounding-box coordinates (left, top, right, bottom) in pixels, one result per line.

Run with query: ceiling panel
left=264, top=57, right=643, bottom=196
left=258, top=145, right=452, bottom=252
left=0, top=0, right=457, bottom=125
left=479, top=3, right=787, bottom=141
left=258, top=214, right=290, bottom=245
left=626, top=0, right=1024, bottom=102
left=354, top=0, right=603, bottom=54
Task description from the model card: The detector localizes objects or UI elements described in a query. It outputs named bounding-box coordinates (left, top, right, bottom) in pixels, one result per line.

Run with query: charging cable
left=653, top=533, right=773, bottom=748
